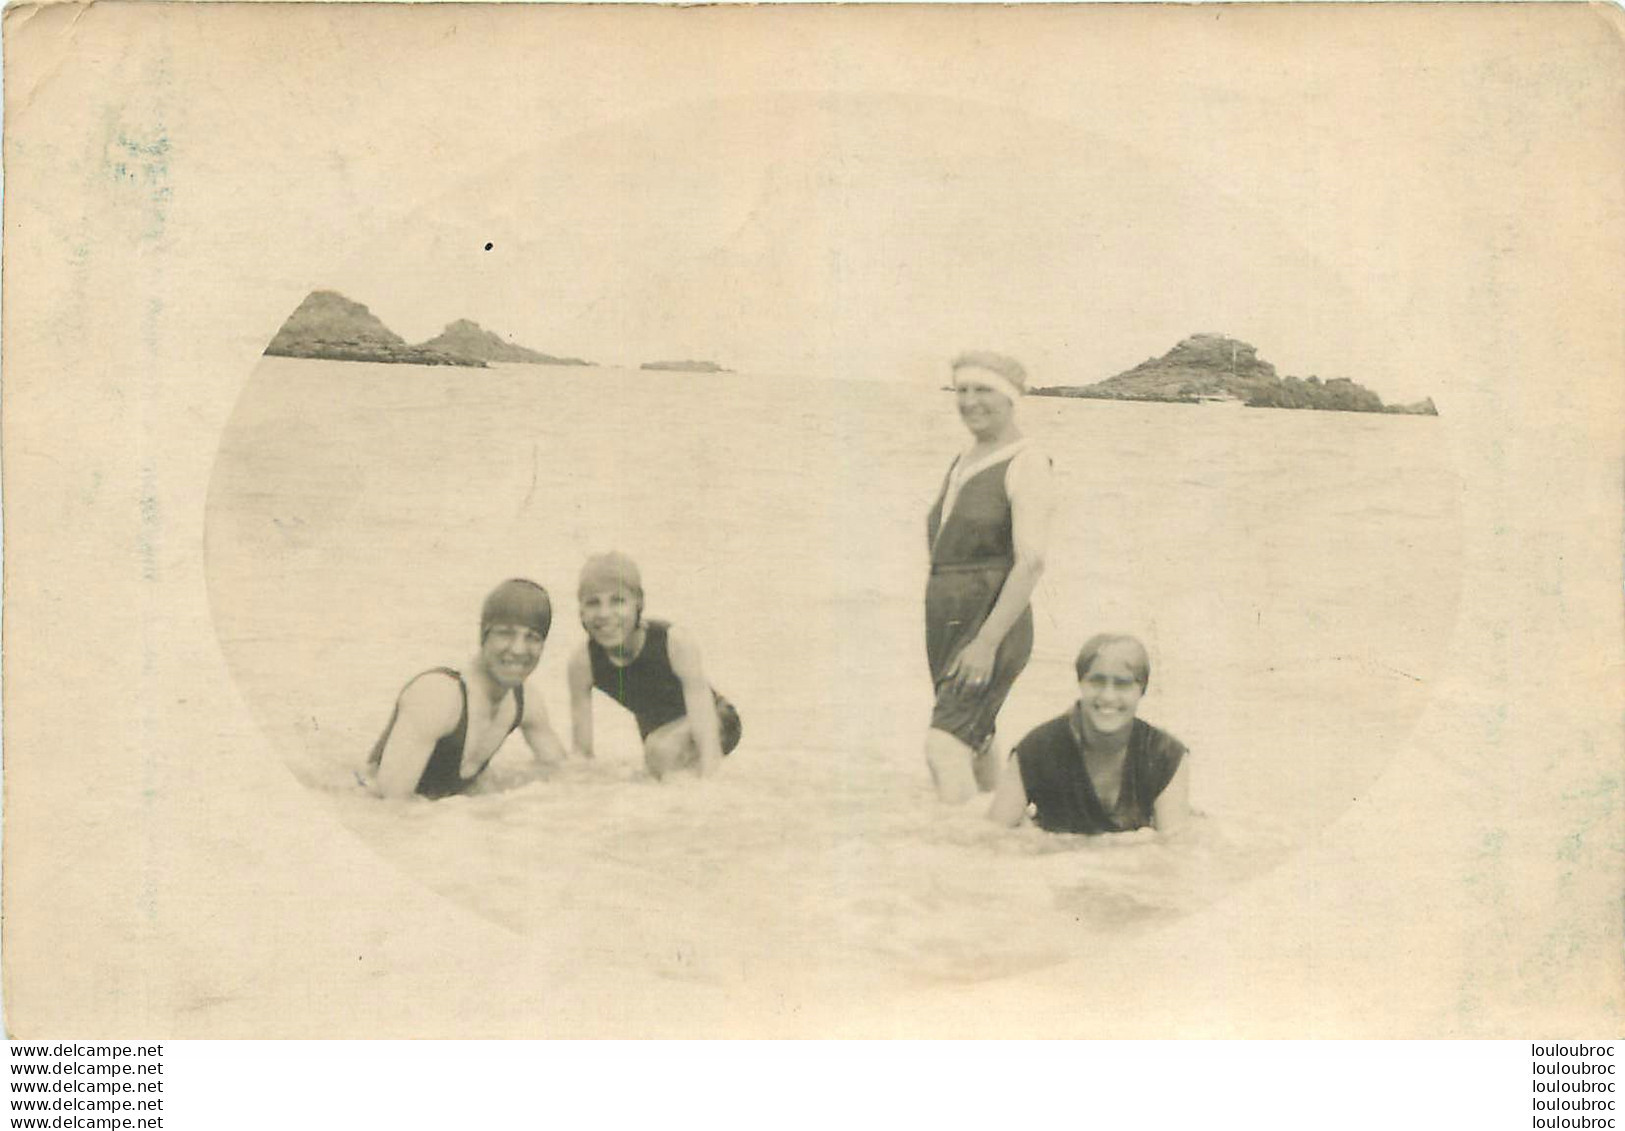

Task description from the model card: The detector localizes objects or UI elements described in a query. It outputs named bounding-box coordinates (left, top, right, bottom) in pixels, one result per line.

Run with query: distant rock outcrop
left=419, top=319, right=592, bottom=367
left=1247, top=374, right=1384, bottom=413
left=1384, top=397, right=1440, bottom=416
left=264, top=291, right=485, bottom=367
left=1031, top=333, right=1436, bottom=415
left=640, top=359, right=731, bottom=374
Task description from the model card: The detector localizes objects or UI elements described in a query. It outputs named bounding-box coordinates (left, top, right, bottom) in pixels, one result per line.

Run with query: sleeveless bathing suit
left=1013, top=711, right=1187, bottom=834
left=587, top=620, right=742, bottom=754
left=924, top=445, right=1035, bottom=748
left=366, top=668, right=525, bottom=799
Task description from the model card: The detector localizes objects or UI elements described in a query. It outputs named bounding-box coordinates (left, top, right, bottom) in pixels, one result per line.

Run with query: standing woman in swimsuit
left=924, top=351, right=1054, bottom=803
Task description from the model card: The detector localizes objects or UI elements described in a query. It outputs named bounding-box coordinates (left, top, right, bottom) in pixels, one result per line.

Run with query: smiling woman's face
left=953, top=366, right=1015, bottom=440
left=479, top=623, right=545, bottom=688
left=579, top=585, right=641, bottom=651
left=1077, top=642, right=1147, bottom=736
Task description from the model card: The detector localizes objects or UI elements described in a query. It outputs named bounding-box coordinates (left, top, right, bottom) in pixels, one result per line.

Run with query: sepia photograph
left=4, top=1, right=1621, bottom=1044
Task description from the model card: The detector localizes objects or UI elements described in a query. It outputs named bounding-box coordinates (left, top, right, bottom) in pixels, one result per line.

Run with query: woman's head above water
left=1073, top=634, right=1151, bottom=738
left=578, top=551, right=645, bottom=649
left=1075, top=634, right=1150, bottom=688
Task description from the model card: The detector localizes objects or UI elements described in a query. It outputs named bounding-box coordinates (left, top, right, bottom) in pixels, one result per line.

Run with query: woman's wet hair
left=950, top=350, right=1027, bottom=387
left=578, top=550, right=643, bottom=601
left=480, top=578, right=553, bottom=641
left=577, top=550, right=645, bottom=630
left=1075, top=633, right=1151, bottom=691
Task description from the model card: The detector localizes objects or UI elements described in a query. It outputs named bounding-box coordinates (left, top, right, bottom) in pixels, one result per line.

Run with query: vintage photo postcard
left=3, top=2, right=1621, bottom=1037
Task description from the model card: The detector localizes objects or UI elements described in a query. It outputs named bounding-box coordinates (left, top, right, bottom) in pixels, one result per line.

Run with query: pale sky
left=307, top=8, right=1618, bottom=408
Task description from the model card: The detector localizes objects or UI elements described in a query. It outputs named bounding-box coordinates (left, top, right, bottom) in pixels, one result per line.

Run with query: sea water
left=204, top=358, right=1461, bottom=988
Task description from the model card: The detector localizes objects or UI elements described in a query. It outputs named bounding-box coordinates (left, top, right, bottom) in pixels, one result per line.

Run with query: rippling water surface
left=205, top=358, right=1461, bottom=988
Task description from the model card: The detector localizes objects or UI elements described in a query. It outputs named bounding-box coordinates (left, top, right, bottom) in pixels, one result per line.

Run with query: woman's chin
left=1083, top=711, right=1134, bottom=736
left=492, top=664, right=535, bottom=688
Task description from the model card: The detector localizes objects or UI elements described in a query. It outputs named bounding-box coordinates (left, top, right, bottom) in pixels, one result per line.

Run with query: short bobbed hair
left=1074, top=633, right=1151, bottom=692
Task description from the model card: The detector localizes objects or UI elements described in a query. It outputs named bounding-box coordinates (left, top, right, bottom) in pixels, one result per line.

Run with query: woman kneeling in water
left=989, top=634, right=1190, bottom=834
left=567, top=551, right=742, bottom=779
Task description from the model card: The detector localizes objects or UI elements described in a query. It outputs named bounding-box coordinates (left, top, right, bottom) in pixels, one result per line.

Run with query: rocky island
left=1032, top=334, right=1437, bottom=415
left=264, top=291, right=592, bottom=369
left=640, top=359, right=732, bottom=374
left=420, top=319, right=593, bottom=367
left=264, top=291, right=484, bottom=366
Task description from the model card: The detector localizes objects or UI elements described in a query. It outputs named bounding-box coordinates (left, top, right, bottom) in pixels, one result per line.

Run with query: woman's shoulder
left=1013, top=712, right=1078, bottom=789
left=1008, top=440, right=1054, bottom=474
left=398, top=669, right=465, bottom=728
left=568, top=641, right=595, bottom=677
left=1016, top=710, right=1077, bottom=753
left=1133, top=717, right=1189, bottom=759
left=404, top=666, right=464, bottom=695
left=1004, top=442, right=1054, bottom=494
left=646, top=619, right=687, bottom=662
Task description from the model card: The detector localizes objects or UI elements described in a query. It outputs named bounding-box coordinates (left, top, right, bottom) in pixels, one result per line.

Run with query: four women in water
left=363, top=351, right=1190, bottom=836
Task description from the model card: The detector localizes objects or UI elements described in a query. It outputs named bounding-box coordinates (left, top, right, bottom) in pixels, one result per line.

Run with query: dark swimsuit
left=587, top=620, right=742, bottom=754
left=366, top=668, right=525, bottom=799
left=924, top=449, right=1035, bottom=748
left=1013, top=710, right=1187, bottom=834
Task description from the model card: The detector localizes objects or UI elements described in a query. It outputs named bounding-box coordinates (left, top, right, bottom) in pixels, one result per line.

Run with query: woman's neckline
left=600, top=624, right=650, bottom=669
left=1071, top=704, right=1136, bottom=757
left=955, top=435, right=1030, bottom=478
left=1070, top=709, right=1135, bottom=817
